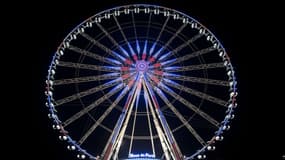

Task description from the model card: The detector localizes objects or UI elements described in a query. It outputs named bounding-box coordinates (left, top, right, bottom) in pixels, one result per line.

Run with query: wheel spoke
left=78, top=87, right=129, bottom=144
left=145, top=91, right=156, bottom=156
left=154, top=23, right=187, bottom=59
left=57, top=61, right=121, bottom=72
left=67, top=45, right=121, bottom=65
left=62, top=83, right=124, bottom=127
left=140, top=12, right=152, bottom=59
left=55, top=77, right=122, bottom=106
left=96, top=23, right=130, bottom=58
left=163, top=62, right=225, bottom=72
left=154, top=87, right=206, bottom=146
left=131, top=11, right=140, bottom=54
left=113, top=14, right=136, bottom=56
left=128, top=88, right=139, bottom=156
left=80, top=32, right=126, bottom=62
left=156, top=82, right=220, bottom=127
left=163, top=78, right=228, bottom=107
left=142, top=40, right=148, bottom=60
left=145, top=12, right=152, bottom=38
left=163, top=73, right=229, bottom=86
left=160, top=58, right=177, bottom=66
left=162, top=46, right=216, bottom=67
left=149, top=16, right=170, bottom=56
left=158, top=33, right=203, bottom=62
left=54, top=73, right=120, bottom=85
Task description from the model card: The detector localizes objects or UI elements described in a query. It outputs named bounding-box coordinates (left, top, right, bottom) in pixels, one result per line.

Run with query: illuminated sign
left=129, top=153, right=155, bottom=158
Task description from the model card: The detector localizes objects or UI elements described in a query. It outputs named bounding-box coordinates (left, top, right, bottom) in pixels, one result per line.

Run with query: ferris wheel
left=45, top=4, right=238, bottom=160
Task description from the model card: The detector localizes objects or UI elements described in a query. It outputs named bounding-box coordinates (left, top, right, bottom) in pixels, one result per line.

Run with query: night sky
left=12, top=1, right=283, bottom=160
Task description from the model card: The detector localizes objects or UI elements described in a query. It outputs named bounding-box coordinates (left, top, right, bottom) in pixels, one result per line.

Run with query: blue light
left=105, top=66, right=121, bottom=71
left=162, top=72, right=181, bottom=78
left=162, top=78, right=179, bottom=86
left=158, top=51, right=171, bottom=61
left=113, top=51, right=126, bottom=61
left=163, top=66, right=181, bottom=71
left=153, top=47, right=164, bottom=58
left=128, top=42, right=135, bottom=55
left=149, top=43, right=156, bottom=55
left=105, top=77, right=122, bottom=86
left=143, top=40, right=148, bottom=54
left=106, top=57, right=121, bottom=65
left=119, top=46, right=130, bottom=57
left=136, top=40, right=140, bottom=54
left=161, top=58, right=176, bottom=66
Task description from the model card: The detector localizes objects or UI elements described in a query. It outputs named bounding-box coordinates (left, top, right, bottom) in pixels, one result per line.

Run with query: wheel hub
left=136, top=60, right=148, bottom=73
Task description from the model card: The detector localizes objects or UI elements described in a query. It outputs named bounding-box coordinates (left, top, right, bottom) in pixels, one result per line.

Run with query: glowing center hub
left=136, top=60, right=148, bottom=72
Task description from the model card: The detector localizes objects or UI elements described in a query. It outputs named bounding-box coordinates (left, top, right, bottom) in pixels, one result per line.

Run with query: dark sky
left=10, top=1, right=283, bottom=160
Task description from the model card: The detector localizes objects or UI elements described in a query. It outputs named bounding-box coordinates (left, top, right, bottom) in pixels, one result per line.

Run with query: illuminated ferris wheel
left=45, top=4, right=238, bottom=160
